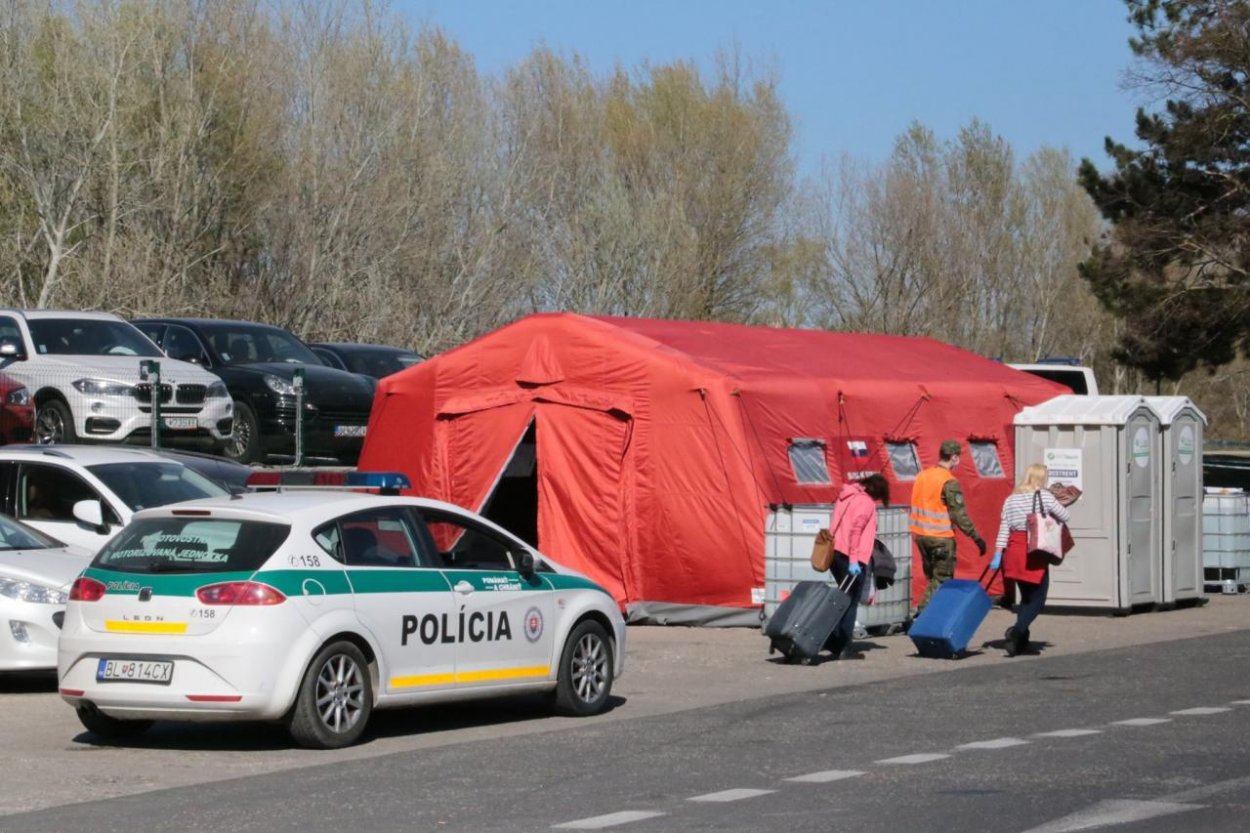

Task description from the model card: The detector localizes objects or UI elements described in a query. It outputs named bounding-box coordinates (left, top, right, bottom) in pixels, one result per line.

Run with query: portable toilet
left=1013, top=395, right=1162, bottom=612
left=1145, top=396, right=1206, bottom=606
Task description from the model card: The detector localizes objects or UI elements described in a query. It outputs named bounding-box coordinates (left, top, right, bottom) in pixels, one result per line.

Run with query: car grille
left=310, top=410, right=369, bottom=424
left=176, top=384, right=207, bottom=405
left=135, top=382, right=206, bottom=408
left=134, top=382, right=172, bottom=404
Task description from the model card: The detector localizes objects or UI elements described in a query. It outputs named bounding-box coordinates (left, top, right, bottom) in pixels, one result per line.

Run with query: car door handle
left=454, top=581, right=474, bottom=595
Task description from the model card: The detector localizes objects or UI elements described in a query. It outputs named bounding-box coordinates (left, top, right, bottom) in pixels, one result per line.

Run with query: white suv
left=0, top=445, right=233, bottom=552
left=0, top=310, right=232, bottom=451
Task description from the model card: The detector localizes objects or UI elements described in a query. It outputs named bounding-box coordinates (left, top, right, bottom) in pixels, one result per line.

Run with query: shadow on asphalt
left=0, top=670, right=57, bottom=694
left=68, top=692, right=629, bottom=752
left=762, top=640, right=890, bottom=666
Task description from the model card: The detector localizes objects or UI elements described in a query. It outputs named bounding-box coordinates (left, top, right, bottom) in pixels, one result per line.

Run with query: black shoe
left=1004, top=627, right=1020, bottom=657
left=1017, top=629, right=1031, bottom=655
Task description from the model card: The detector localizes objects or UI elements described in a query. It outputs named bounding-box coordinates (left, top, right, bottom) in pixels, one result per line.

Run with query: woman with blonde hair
left=989, top=463, right=1071, bottom=656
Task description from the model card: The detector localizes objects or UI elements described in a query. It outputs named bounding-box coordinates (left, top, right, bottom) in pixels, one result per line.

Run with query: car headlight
left=5, top=385, right=30, bottom=406
left=206, top=381, right=229, bottom=398
left=72, top=378, right=135, bottom=397
left=263, top=374, right=295, bottom=396
left=0, top=577, right=67, bottom=605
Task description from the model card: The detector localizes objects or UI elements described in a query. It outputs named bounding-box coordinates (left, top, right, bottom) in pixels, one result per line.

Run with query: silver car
left=0, top=515, right=91, bottom=672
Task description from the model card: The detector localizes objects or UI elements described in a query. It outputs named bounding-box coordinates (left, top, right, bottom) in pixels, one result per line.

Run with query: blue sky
left=400, top=0, right=1145, bottom=177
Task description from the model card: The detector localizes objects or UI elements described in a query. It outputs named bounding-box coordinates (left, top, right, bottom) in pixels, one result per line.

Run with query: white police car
left=57, top=474, right=625, bottom=749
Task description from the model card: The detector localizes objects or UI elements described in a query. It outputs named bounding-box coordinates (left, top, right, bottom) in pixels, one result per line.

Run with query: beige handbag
left=810, top=528, right=834, bottom=572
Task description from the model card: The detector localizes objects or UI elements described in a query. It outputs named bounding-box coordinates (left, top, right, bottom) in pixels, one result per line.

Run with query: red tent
left=359, top=313, right=1067, bottom=625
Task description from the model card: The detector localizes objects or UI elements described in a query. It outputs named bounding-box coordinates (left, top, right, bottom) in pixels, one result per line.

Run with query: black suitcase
left=765, top=578, right=853, bottom=664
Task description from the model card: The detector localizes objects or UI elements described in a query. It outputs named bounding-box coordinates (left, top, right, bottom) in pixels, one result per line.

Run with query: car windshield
left=0, top=514, right=62, bottom=551
left=199, top=323, right=321, bottom=366
left=27, top=318, right=162, bottom=358
left=87, top=462, right=228, bottom=511
left=340, top=348, right=421, bottom=378
left=93, top=517, right=290, bottom=574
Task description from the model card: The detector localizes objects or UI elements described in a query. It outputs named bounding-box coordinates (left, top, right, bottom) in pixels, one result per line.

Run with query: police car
left=57, top=473, right=625, bottom=749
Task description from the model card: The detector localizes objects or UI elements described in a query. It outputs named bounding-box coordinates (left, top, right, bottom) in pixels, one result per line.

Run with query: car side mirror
left=517, top=551, right=537, bottom=579
left=0, top=341, right=25, bottom=361
left=72, top=499, right=110, bottom=535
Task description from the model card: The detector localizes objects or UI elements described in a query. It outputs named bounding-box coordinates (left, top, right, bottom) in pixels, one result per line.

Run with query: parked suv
left=134, top=318, right=376, bottom=465
left=0, top=310, right=232, bottom=450
left=309, top=342, right=423, bottom=380
left=0, top=445, right=232, bottom=552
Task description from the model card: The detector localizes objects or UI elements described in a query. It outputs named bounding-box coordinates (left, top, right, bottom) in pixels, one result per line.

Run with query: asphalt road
left=4, top=627, right=1250, bottom=833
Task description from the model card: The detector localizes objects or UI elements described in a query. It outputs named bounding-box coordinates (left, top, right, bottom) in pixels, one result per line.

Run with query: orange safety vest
left=909, top=466, right=955, bottom=539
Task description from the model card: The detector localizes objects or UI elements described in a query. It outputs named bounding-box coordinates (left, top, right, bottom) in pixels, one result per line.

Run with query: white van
left=1008, top=362, right=1099, bottom=396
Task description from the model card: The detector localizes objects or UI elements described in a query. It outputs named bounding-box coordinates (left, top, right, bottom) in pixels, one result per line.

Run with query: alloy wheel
left=314, top=653, right=365, bottom=735
left=570, top=631, right=609, bottom=704
left=34, top=408, right=64, bottom=444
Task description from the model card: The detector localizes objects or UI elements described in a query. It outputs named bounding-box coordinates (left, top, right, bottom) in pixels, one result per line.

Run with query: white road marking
left=688, top=788, right=776, bottom=803
left=784, top=769, right=865, bottom=783
left=1229, top=699, right=1250, bottom=705
left=553, top=810, right=666, bottom=829
left=1111, top=717, right=1171, bottom=726
left=1170, top=707, right=1231, bottom=715
left=875, top=753, right=951, bottom=765
left=1168, top=773, right=1250, bottom=803
left=1016, top=799, right=1200, bottom=833
left=1033, top=729, right=1102, bottom=738
left=956, top=737, right=1029, bottom=750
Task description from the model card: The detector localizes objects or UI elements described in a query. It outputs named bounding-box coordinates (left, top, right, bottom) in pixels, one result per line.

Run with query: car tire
left=35, top=398, right=77, bottom=445
left=552, top=619, right=614, bottom=717
left=287, top=640, right=372, bottom=749
left=224, top=400, right=260, bottom=464
left=75, top=703, right=152, bottom=740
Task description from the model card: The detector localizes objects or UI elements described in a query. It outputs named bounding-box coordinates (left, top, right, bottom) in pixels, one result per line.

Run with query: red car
left=0, top=371, right=33, bottom=445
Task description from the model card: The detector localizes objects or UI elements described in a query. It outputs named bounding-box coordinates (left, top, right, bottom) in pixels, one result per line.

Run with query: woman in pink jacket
left=825, top=473, right=891, bottom=659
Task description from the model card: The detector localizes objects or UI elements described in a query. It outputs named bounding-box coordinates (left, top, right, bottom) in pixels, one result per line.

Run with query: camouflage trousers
left=914, top=536, right=957, bottom=614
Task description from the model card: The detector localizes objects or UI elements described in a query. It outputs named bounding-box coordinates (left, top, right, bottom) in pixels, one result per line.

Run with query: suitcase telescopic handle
left=833, top=574, right=856, bottom=593
left=977, top=564, right=1003, bottom=588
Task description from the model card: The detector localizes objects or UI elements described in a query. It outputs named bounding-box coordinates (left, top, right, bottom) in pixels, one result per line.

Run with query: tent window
left=885, top=441, right=921, bottom=481
left=788, top=439, right=831, bottom=485
left=969, top=441, right=1005, bottom=478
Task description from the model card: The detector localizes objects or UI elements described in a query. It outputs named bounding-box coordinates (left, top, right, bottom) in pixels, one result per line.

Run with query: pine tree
left=1078, top=0, right=1250, bottom=385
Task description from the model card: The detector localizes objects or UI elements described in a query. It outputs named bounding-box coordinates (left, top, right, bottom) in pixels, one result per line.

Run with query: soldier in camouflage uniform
left=909, top=439, right=986, bottom=616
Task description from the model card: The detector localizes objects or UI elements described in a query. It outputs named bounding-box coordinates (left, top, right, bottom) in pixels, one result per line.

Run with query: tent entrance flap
left=480, top=421, right=538, bottom=547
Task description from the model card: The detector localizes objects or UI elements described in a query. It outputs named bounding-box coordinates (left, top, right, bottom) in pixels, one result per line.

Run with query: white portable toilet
left=1145, top=396, right=1207, bottom=606
left=1013, top=395, right=1162, bottom=612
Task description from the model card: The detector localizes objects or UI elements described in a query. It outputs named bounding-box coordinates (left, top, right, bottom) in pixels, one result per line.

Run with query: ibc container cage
left=764, top=505, right=911, bottom=634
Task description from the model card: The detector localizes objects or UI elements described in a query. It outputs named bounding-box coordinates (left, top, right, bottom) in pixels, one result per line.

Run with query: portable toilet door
left=1146, top=397, right=1207, bottom=605
left=1014, top=395, right=1161, bottom=611
left=1123, top=404, right=1162, bottom=608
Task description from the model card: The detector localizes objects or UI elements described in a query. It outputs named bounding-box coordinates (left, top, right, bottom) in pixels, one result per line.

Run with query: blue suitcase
left=909, top=575, right=993, bottom=659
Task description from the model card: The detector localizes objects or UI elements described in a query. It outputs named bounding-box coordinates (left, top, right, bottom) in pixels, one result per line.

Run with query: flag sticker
left=847, top=441, right=869, bottom=458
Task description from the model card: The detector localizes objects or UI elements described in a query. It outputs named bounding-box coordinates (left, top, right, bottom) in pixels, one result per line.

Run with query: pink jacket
left=831, top=481, right=878, bottom=565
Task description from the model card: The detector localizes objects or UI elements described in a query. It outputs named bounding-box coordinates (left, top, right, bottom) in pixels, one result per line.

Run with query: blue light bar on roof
left=345, top=471, right=411, bottom=490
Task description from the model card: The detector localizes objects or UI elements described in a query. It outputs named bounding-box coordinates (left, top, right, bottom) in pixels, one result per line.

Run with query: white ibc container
left=764, top=504, right=911, bottom=632
left=1202, top=491, right=1250, bottom=585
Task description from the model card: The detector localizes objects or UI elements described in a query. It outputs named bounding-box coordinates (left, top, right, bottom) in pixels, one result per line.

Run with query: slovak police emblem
left=523, top=607, right=544, bottom=642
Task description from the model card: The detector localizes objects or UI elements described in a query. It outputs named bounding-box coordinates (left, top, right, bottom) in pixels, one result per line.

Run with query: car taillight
left=196, top=581, right=285, bottom=606
left=69, top=577, right=107, bottom=602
